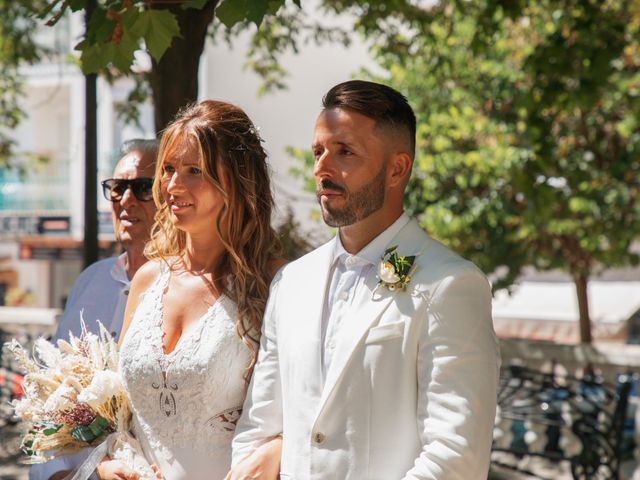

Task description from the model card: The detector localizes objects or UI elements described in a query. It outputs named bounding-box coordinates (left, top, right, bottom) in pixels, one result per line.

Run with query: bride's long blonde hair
left=145, top=100, right=281, bottom=380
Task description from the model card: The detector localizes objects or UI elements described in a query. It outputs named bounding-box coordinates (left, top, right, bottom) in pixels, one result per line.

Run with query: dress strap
left=141, top=259, right=171, bottom=309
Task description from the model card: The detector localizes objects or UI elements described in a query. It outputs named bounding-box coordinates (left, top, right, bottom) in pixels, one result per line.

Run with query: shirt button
left=124, top=289, right=130, bottom=296
left=313, top=432, right=326, bottom=445
left=345, top=257, right=357, bottom=268
left=339, top=291, right=349, bottom=301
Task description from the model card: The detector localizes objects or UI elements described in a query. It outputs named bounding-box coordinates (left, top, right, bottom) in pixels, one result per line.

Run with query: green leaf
left=120, top=9, right=140, bottom=30
left=41, top=422, right=63, bottom=436
left=182, top=0, right=210, bottom=8
left=87, top=7, right=112, bottom=44
left=70, top=425, right=97, bottom=443
left=384, top=245, right=398, bottom=256
left=68, top=0, right=86, bottom=10
left=109, top=30, right=138, bottom=72
left=88, top=415, right=109, bottom=437
left=130, top=10, right=180, bottom=61
left=246, top=1, right=270, bottom=26
left=78, top=42, right=111, bottom=74
left=267, top=0, right=287, bottom=15
left=216, top=0, right=249, bottom=28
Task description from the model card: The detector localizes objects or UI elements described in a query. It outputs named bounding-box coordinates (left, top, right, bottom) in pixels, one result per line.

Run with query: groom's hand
left=225, top=436, right=282, bottom=480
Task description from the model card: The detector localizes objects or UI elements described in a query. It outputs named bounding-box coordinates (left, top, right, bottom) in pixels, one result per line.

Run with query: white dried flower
left=56, top=339, right=74, bottom=354
left=34, top=338, right=62, bottom=369
left=98, top=323, right=119, bottom=370
left=12, top=398, right=40, bottom=422
left=78, top=370, right=123, bottom=409
left=6, top=339, right=39, bottom=373
left=86, top=332, right=104, bottom=369
left=43, top=385, right=77, bottom=413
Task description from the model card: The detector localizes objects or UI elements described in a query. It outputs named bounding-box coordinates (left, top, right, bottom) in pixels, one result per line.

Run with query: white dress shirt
left=321, top=213, right=410, bottom=378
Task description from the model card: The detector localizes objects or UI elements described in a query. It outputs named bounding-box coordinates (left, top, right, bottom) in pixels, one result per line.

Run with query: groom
left=232, top=80, right=500, bottom=479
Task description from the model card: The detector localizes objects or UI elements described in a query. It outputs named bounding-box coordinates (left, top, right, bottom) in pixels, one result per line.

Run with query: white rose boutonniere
left=377, top=245, right=417, bottom=292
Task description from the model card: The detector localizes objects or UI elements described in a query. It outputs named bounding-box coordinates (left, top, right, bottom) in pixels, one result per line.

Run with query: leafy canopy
left=369, top=0, right=640, bottom=291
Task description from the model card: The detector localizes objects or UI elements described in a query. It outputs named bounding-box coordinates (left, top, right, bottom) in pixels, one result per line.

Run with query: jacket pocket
left=364, top=320, right=405, bottom=344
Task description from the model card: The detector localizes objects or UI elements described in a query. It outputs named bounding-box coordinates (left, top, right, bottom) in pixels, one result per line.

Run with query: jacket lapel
left=315, top=219, right=427, bottom=414
left=289, top=239, right=336, bottom=395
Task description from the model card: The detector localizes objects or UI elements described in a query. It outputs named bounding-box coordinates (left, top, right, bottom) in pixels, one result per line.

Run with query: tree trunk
left=574, top=273, right=592, bottom=344
left=84, top=0, right=98, bottom=268
left=148, top=1, right=219, bottom=133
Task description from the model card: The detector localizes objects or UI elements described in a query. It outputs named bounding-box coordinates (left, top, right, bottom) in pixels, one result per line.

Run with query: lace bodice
left=119, top=261, right=251, bottom=479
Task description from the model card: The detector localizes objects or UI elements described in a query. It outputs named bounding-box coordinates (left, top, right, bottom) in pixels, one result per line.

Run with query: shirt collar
left=111, top=253, right=130, bottom=285
left=332, top=213, right=410, bottom=268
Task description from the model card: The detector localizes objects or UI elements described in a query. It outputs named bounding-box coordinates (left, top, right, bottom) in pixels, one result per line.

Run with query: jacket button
left=313, top=432, right=326, bottom=445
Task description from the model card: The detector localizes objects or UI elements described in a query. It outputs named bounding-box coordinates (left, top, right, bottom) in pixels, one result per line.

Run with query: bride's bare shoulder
left=131, top=259, right=164, bottom=289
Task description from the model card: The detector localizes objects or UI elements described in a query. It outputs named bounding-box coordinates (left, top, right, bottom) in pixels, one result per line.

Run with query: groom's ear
left=387, top=151, right=413, bottom=189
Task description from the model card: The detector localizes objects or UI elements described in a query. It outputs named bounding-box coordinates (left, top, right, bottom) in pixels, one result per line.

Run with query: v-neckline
left=157, top=269, right=226, bottom=359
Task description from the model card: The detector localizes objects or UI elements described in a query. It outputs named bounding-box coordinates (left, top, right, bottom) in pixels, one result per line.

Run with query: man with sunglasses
left=30, top=139, right=158, bottom=480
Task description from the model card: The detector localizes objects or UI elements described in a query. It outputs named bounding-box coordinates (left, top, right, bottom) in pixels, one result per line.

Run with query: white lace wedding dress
left=119, top=261, right=251, bottom=480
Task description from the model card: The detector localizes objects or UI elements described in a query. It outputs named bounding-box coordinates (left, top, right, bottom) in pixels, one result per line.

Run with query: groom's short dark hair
left=322, top=80, right=416, bottom=158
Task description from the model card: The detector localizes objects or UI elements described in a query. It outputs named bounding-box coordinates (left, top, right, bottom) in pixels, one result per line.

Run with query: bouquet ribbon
left=62, top=430, right=152, bottom=480
left=62, top=432, right=117, bottom=480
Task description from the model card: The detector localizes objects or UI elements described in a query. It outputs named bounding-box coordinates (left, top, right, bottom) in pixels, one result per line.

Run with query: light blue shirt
left=29, top=254, right=130, bottom=480
left=55, top=254, right=129, bottom=342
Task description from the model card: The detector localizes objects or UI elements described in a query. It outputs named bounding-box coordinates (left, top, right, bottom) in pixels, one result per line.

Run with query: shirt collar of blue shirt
left=110, top=253, right=130, bottom=285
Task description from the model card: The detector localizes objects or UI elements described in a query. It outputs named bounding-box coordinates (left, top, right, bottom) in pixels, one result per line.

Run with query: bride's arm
left=93, top=262, right=162, bottom=480
left=118, top=261, right=161, bottom=346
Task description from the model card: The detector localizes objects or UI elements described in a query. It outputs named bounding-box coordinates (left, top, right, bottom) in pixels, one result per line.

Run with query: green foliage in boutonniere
left=377, top=245, right=416, bottom=291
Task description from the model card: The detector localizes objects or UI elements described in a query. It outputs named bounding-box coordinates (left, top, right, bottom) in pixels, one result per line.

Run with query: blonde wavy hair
left=145, top=100, right=281, bottom=380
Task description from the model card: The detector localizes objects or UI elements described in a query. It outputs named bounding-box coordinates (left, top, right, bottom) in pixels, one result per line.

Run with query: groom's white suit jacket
left=233, top=219, right=500, bottom=479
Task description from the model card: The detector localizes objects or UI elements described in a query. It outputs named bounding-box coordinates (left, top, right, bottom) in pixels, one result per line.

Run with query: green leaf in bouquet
left=384, top=245, right=398, bottom=256
left=42, top=423, right=63, bottom=436
left=88, top=415, right=110, bottom=438
left=21, top=438, right=34, bottom=456
left=70, top=425, right=97, bottom=443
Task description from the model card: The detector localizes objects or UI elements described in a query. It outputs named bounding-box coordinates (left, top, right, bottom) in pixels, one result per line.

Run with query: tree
left=2, top=0, right=433, bottom=164
left=39, top=0, right=437, bottom=130
left=0, top=0, right=51, bottom=170
left=370, top=0, right=640, bottom=343
left=42, top=0, right=245, bottom=131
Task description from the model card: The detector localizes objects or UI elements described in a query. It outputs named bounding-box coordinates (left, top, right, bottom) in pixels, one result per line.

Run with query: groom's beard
left=316, top=164, right=386, bottom=227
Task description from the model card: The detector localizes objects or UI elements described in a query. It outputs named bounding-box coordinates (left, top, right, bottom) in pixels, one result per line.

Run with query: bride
left=97, top=100, right=284, bottom=480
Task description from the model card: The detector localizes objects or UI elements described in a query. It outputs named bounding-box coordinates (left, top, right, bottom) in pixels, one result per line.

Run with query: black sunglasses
left=101, top=178, right=154, bottom=202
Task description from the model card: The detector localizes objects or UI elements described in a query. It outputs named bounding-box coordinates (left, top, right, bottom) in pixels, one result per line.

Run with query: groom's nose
left=313, top=150, right=336, bottom=180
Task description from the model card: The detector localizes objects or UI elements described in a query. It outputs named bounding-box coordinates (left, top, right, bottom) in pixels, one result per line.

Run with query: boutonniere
left=377, top=245, right=417, bottom=292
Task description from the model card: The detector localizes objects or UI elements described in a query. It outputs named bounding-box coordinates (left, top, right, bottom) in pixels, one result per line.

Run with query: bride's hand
left=96, top=459, right=141, bottom=480
left=150, top=464, right=164, bottom=479
left=225, top=436, right=282, bottom=480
